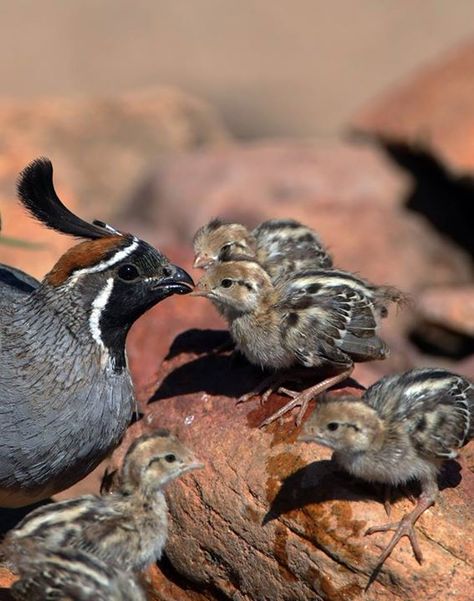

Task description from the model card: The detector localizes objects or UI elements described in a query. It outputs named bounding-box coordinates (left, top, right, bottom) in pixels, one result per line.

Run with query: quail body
left=4, top=431, right=202, bottom=572
left=10, top=547, right=146, bottom=601
left=193, top=259, right=397, bottom=425
left=0, top=159, right=193, bottom=507
left=299, top=367, right=473, bottom=580
left=193, top=218, right=333, bottom=279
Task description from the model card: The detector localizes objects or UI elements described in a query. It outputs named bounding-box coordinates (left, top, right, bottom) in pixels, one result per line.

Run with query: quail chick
left=299, top=368, right=473, bottom=580
left=4, top=430, right=203, bottom=572
left=0, top=158, right=194, bottom=508
left=193, top=218, right=333, bottom=279
left=192, top=259, right=398, bottom=426
left=10, top=546, right=146, bottom=601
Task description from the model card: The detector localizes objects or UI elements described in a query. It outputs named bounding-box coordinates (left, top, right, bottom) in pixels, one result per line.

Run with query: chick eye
left=164, top=454, right=176, bottom=463
left=118, top=264, right=140, bottom=281
left=327, top=422, right=339, bottom=431
left=221, top=279, right=233, bottom=288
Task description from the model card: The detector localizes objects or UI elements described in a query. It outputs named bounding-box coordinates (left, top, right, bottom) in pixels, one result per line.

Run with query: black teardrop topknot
left=17, top=158, right=119, bottom=240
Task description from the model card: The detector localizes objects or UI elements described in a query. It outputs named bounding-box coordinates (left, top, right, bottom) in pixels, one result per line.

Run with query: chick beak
left=189, top=283, right=210, bottom=297
left=193, top=254, right=212, bottom=269
left=152, top=264, right=194, bottom=296
left=297, top=433, right=316, bottom=443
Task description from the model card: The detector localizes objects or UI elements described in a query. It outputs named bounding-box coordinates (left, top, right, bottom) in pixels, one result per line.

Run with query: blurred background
left=1, top=1, right=474, bottom=137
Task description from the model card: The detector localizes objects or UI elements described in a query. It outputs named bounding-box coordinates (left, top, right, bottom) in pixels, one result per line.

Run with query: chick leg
left=259, top=366, right=353, bottom=427
left=237, top=373, right=298, bottom=406
left=365, top=483, right=437, bottom=588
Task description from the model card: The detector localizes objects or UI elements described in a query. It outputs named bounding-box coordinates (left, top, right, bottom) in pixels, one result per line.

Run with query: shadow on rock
left=150, top=351, right=266, bottom=402
left=164, top=328, right=233, bottom=361
left=358, top=135, right=474, bottom=257
left=263, top=457, right=463, bottom=525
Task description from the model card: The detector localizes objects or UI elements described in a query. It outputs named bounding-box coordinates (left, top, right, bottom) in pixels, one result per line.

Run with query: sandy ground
left=0, top=1, right=474, bottom=138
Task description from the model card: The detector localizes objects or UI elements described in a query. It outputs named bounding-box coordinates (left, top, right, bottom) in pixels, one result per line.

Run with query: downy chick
left=10, top=546, right=146, bottom=601
left=192, top=259, right=397, bottom=426
left=4, top=431, right=203, bottom=572
left=299, top=368, right=473, bottom=583
left=193, top=218, right=333, bottom=280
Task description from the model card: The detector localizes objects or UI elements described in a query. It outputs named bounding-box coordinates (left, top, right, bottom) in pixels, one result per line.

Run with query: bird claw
left=259, top=392, right=312, bottom=427
left=366, top=515, right=424, bottom=565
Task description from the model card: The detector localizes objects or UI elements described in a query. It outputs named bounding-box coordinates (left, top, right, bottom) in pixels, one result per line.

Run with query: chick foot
left=237, top=373, right=296, bottom=406
left=259, top=367, right=353, bottom=427
left=365, top=490, right=436, bottom=588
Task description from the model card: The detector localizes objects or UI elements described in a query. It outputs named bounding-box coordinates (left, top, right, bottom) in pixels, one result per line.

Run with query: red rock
left=0, top=567, right=14, bottom=600
left=107, top=328, right=472, bottom=601
left=417, top=285, right=474, bottom=337
left=352, top=41, right=474, bottom=172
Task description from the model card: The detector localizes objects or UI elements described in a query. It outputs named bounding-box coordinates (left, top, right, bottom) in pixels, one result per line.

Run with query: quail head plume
left=0, top=158, right=194, bottom=507
left=192, top=258, right=399, bottom=425
left=299, top=367, right=473, bottom=583
left=3, top=430, right=203, bottom=572
left=193, top=218, right=333, bottom=280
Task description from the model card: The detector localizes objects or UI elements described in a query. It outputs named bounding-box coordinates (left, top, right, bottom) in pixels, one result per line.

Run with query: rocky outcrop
left=98, top=326, right=472, bottom=601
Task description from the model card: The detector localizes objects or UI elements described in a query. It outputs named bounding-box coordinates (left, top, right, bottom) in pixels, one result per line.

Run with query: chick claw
left=366, top=517, right=424, bottom=566
left=237, top=374, right=290, bottom=406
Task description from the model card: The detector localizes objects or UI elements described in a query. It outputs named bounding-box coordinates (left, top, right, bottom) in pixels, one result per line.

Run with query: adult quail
left=0, top=158, right=193, bottom=507
left=193, top=218, right=333, bottom=279
left=4, top=430, right=203, bottom=572
left=192, top=259, right=399, bottom=426
left=10, top=546, right=146, bottom=601
left=299, top=367, right=473, bottom=581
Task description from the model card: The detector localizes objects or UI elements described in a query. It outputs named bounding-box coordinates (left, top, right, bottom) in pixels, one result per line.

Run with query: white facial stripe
left=67, top=238, right=139, bottom=287
left=90, top=278, right=114, bottom=350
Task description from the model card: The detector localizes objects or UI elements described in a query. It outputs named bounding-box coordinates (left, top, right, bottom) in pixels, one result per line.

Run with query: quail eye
left=164, top=454, right=176, bottom=463
left=221, top=279, right=233, bottom=288
left=118, top=264, right=140, bottom=281
left=327, top=422, right=339, bottom=431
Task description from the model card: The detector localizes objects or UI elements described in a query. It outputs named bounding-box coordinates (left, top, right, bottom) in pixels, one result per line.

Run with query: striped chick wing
left=364, top=368, right=474, bottom=459
left=11, top=547, right=145, bottom=601
left=5, top=495, right=127, bottom=558
left=253, top=219, right=333, bottom=281
left=276, top=270, right=388, bottom=368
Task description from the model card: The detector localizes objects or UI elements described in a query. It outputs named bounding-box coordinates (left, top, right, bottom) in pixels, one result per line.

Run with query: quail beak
left=152, top=264, right=194, bottom=296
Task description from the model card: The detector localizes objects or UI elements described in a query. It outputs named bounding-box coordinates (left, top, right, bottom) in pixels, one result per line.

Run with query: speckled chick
left=4, top=431, right=203, bottom=573
left=10, top=546, right=146, bottom=601
left=299, top=368, right=473, bottom=581
left=193, top=218, right=333, bottom=280
left=192, top=259, right=399, bottom=425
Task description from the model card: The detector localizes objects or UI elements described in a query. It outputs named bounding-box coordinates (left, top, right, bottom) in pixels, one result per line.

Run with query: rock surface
left=417, top=285, right=474, bottom=337
left=101, top=326, right=472, bottom=601
left=352, top=41, right=474, bottom=172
